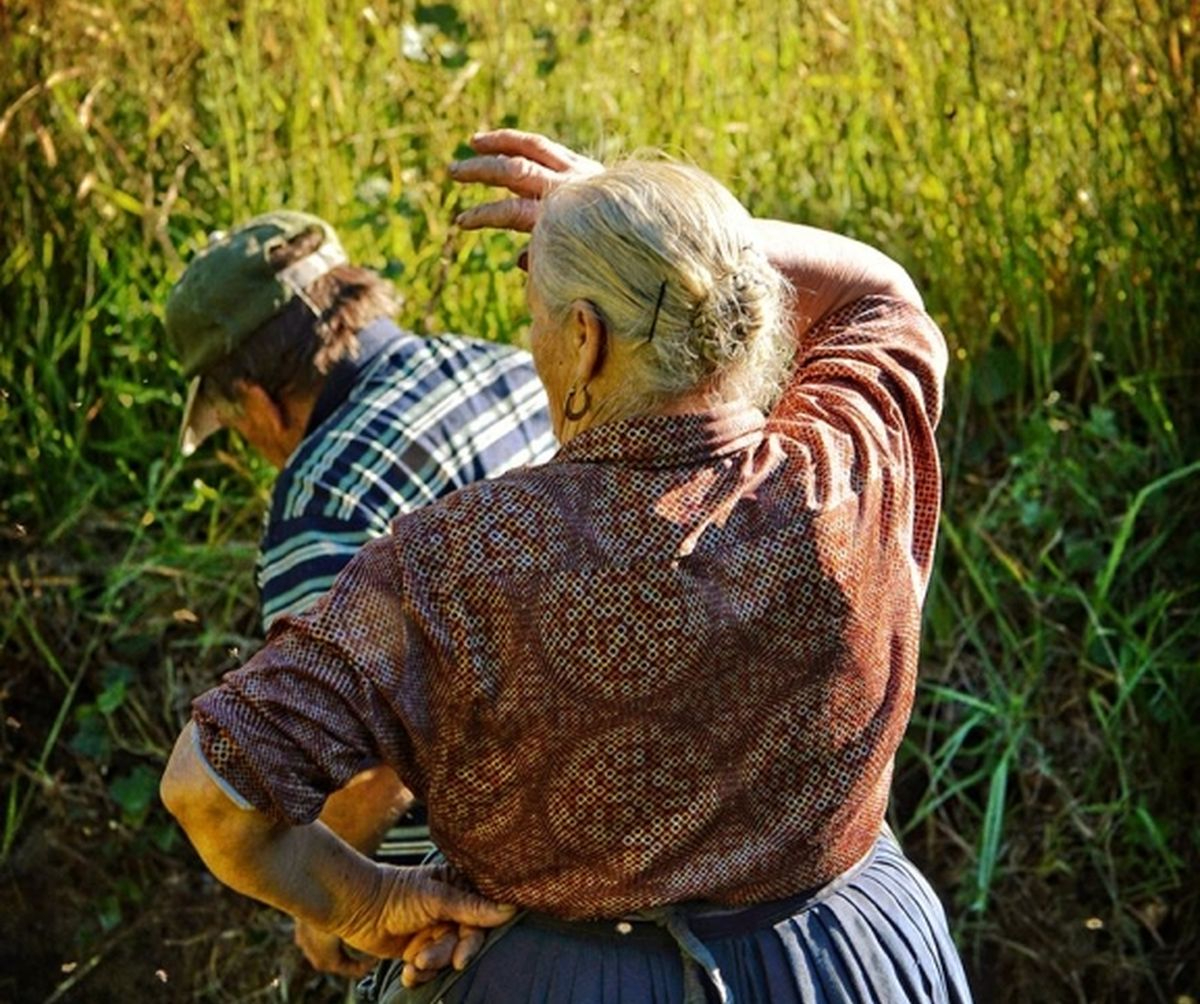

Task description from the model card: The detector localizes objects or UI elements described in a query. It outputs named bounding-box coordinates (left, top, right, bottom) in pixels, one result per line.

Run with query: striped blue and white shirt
left=257, top=318, right=556, bottom=629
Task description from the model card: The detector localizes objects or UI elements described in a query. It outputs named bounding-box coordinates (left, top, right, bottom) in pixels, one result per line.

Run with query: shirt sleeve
left=193, top=534, right=425, bottom=824
left=768, top=294, right=948, bottom=584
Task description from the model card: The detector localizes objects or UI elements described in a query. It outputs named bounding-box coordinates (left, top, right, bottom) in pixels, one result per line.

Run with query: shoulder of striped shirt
left=280, top=337, right=548, bottom=495
left=344, top=334, right=542, bottom=424
left=258, top=518, right=386, bottom=618
left=377, top=330, right=533, bottom=368
left=261, top=577, right=334, bottom=629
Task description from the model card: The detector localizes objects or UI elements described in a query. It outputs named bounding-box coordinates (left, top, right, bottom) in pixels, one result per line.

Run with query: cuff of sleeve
left=191, top=720, right=255, bottom=811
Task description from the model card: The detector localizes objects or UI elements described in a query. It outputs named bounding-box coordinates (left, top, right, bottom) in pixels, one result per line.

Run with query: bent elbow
left=881, top=263, right=924, bottom=312
left=160, top=720, right=203, bottom=827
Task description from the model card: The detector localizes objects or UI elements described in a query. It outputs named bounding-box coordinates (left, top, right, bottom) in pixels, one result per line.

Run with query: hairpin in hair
left=645, top=280, right=668, bottom=343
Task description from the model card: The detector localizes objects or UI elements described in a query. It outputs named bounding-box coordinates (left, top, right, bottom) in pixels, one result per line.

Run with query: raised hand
left=450, top=129, right=603, bottom=232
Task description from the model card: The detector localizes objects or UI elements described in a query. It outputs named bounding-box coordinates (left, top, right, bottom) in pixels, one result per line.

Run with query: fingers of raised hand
left=454, top=198, right=541, bottom=233
left=467, top=129, right=579, bottom=171
left=449, top=131, right=603, bottom=234
left=449, top=153, right=562, bottom=198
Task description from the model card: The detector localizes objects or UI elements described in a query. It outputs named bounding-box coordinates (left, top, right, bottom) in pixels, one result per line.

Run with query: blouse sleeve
left=191, top=533, right=426, bottom=825
left=768, top=295, right=948, bottom=586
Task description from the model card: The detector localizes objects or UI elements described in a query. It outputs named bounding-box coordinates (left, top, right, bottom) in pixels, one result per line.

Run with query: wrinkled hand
left=294, top=919, right=376, bottom=978
left=449, top=129, right=603, bottom=232
left=396, top=921, right=489, bottom=987
left=332, top=863, right=514, bottom=968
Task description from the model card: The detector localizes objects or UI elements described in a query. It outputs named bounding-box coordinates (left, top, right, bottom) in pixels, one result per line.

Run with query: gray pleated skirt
left=362, top=833, right=973, bottom=1004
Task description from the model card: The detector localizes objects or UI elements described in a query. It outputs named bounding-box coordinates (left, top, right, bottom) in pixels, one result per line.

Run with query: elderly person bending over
left=162, top=130, right=972, bottom=1003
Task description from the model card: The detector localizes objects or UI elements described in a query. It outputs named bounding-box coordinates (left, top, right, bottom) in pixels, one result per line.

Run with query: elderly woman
left=162, top=130, right=971, bottom=1003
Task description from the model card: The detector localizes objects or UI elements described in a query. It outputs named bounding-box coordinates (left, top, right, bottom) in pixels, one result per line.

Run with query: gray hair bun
left=531, top=160, right=794, bottom=412
left=690, top=246, right=776, bottom=369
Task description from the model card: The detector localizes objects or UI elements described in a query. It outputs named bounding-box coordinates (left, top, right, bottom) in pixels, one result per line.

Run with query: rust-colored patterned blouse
left=193, top=295, right=946, bottom=920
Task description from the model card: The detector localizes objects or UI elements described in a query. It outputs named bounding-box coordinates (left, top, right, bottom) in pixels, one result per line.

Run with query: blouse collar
left=555, top=401, right=765, bottom=468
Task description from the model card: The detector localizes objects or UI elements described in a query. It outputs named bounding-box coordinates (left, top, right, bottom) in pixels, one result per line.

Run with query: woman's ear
left=569, top=299, right=607, bottom=387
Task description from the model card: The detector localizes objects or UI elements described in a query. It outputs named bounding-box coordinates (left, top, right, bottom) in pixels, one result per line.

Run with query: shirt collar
left=304, top=318, right=407, bottom=436
left=555, top=401, right=766, bottom=468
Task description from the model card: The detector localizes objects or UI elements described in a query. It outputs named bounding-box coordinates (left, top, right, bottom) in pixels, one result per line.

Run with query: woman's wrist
left=323, top=847, right=390, bottom=941
left=199, top=812, right=385, bottom=936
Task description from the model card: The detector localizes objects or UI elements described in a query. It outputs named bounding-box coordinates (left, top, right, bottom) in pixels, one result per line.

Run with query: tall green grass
left=2, top=1, right=1197, bottom=1000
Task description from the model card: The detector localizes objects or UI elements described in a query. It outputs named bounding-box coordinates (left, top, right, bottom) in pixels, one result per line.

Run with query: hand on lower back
left=333, top=863, right=515, bottom=962
left=398, top=921, right=489, bottom=986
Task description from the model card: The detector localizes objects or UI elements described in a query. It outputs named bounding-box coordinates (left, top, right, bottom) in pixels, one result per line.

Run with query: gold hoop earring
left=563, top=384, right=591, bottom=422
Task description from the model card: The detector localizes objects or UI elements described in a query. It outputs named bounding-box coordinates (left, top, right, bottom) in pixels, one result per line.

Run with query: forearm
left=163, top=722, right=515, bottom=969
left=161, top=722, right=380, bottom=933
left=752, top=219, right=923, bottom=335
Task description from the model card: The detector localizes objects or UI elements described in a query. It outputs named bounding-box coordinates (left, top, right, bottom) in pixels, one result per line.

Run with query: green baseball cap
left=164, top=210, right=347, bottom=455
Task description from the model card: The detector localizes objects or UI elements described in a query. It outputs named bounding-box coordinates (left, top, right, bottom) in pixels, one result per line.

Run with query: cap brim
left=178, top=376, right=223, bottom=457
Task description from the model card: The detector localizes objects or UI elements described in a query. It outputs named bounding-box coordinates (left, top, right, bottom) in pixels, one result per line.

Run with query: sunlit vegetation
left=1, top=1, right=1196, bottom=999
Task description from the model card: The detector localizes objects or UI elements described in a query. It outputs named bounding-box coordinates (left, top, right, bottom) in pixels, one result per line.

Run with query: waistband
left=361, top=831, right=894, bottom=1004
left=523, top=881, right=823, bottom=943
left=516, top=833, right=888, bottom=1004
